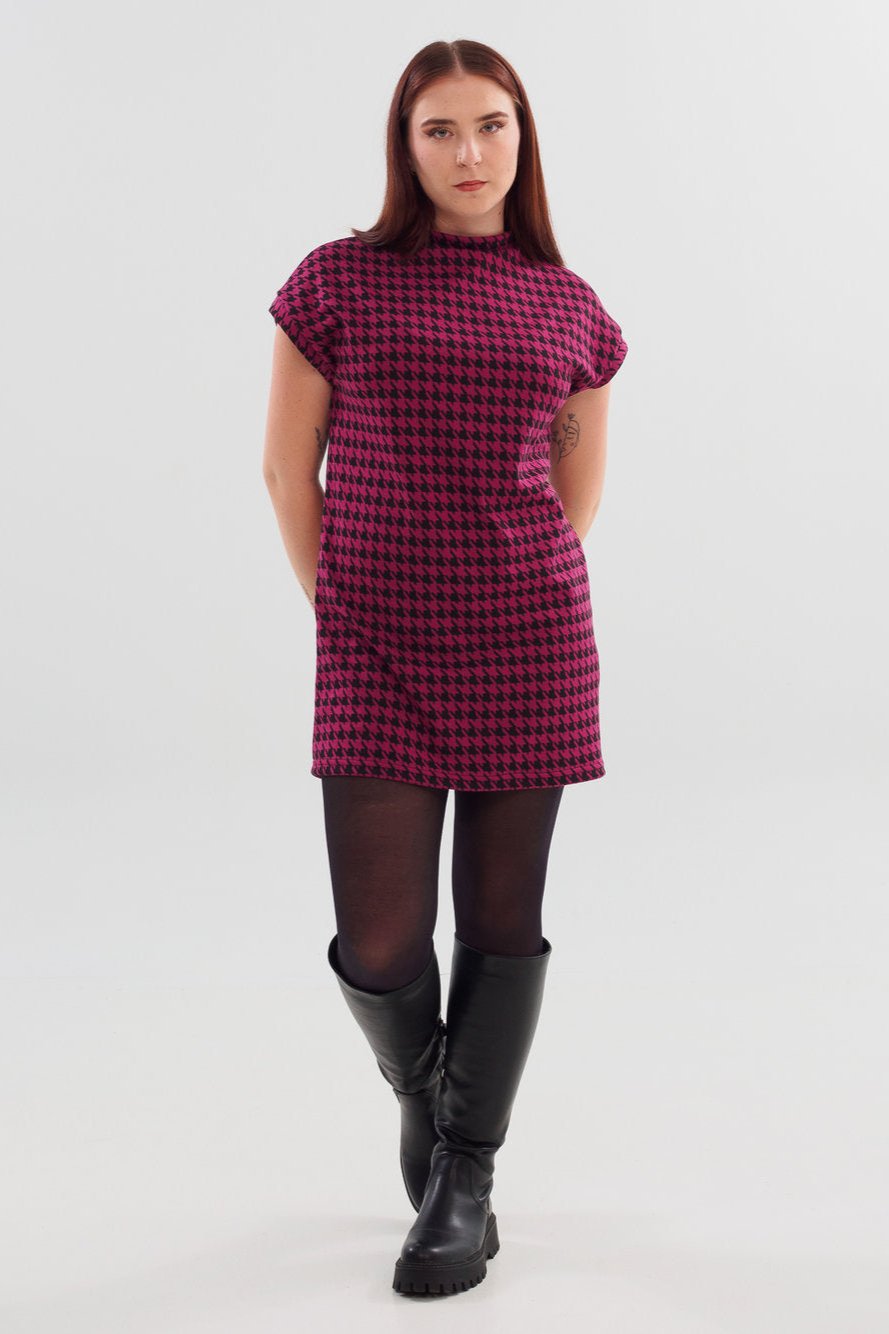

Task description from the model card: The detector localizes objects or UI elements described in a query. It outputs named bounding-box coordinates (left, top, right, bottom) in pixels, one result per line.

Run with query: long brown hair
left=352, top=39, right=567, bottom=266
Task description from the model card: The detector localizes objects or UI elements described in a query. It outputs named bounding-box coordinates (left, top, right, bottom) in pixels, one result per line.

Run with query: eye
left=424, top=122, right=505, bottom=141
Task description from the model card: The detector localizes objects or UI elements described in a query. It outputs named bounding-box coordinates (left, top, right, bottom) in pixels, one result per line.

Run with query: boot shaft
left=327, top=935, right=443, bottom=1094
left=435, top=934, right=552, bottom=1171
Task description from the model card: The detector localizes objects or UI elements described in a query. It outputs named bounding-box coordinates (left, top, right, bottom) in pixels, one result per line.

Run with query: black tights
left=320, top=775, right=564, bottom=993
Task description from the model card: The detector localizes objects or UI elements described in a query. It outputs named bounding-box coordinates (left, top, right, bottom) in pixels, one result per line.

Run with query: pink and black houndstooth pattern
left=269, top=228, right=628, bottom=790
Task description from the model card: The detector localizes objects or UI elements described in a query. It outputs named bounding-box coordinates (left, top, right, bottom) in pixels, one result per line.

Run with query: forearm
left=265, top=474, right=324, bottom=607
left=548, top=392, right=608, bottom=542
left=549, top=473, right=601, bottom=543
left=575, top=496, right=601, bottom=543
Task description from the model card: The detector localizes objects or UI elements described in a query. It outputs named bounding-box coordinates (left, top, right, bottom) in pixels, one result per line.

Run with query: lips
left=455, top=181, right=486, bottom=190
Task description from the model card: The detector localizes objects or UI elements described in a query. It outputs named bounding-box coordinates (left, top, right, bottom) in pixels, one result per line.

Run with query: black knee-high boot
left=327, top=934, right=445, bottom=1211
left=393, top=933, right=552, bottom=1294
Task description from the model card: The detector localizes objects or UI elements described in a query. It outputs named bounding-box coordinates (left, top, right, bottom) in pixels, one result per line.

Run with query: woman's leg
left=451, top=786, right=565, bottom=955
left=394, top=783, right=563, bottom=1292
left=321, top=774, right=451, bottom=1212
left=321, top=774, right=450, bottom=991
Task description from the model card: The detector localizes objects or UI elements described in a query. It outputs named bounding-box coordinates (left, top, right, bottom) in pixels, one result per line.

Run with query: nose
left=456, top=136, right=482, bottom=166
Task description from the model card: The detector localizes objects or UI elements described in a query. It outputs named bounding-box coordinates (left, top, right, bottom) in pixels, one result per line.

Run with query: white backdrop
left=2, top=2, right=887, bottom=1330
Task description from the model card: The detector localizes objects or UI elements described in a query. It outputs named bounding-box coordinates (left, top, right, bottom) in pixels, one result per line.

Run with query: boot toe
left=400, top=1232, right=457, bottom=1264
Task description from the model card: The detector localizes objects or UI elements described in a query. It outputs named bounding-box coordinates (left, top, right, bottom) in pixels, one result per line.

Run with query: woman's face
left=407, top=73, right=520, bottom=234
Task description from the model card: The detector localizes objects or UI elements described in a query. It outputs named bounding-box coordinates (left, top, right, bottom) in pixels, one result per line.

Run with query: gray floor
left=2, top=773, right=887, bottom=1331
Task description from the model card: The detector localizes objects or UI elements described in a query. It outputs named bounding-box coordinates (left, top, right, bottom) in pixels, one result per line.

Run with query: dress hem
left=310, top=759, right=605, bottom=791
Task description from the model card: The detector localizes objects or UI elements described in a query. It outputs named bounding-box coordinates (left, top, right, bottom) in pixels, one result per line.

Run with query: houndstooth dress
left=269, top=227, right=628, bottom=790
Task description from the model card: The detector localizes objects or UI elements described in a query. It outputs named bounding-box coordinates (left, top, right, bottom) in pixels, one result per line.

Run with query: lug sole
left=392, top=1211, right=500, bottom=1294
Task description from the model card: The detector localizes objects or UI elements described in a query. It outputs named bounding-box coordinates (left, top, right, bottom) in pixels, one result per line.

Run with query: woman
left=263, top=38, right=628, bottom=1296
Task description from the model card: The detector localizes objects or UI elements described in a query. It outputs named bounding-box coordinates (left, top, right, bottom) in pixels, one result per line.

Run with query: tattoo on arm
left=550, top=411, right=580, bottom=461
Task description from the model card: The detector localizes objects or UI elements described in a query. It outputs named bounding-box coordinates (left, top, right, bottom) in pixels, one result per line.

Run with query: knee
left=455, top=897, right=543, bottom=957
left=335, top=930, right=434, bottom=992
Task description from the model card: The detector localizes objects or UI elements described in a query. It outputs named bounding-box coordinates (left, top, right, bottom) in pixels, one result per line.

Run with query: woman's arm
left=547, top=384, right=612, bottom=542
left=262, top=326, right=333, bottom=608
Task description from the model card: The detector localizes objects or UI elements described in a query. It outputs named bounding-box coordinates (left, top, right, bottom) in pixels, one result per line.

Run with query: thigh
left=451, top=786, right=565, bottom=954
left=321, top=775, right=450, bottom=987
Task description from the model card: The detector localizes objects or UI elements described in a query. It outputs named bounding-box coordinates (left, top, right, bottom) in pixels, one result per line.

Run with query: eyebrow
left=419, top=110, right=510, bottom=127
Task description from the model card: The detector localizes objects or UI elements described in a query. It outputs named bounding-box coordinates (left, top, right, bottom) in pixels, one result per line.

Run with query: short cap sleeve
left=269, top=244, right=340, bottom=386
left=568, top=285, right=628, bottom=395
